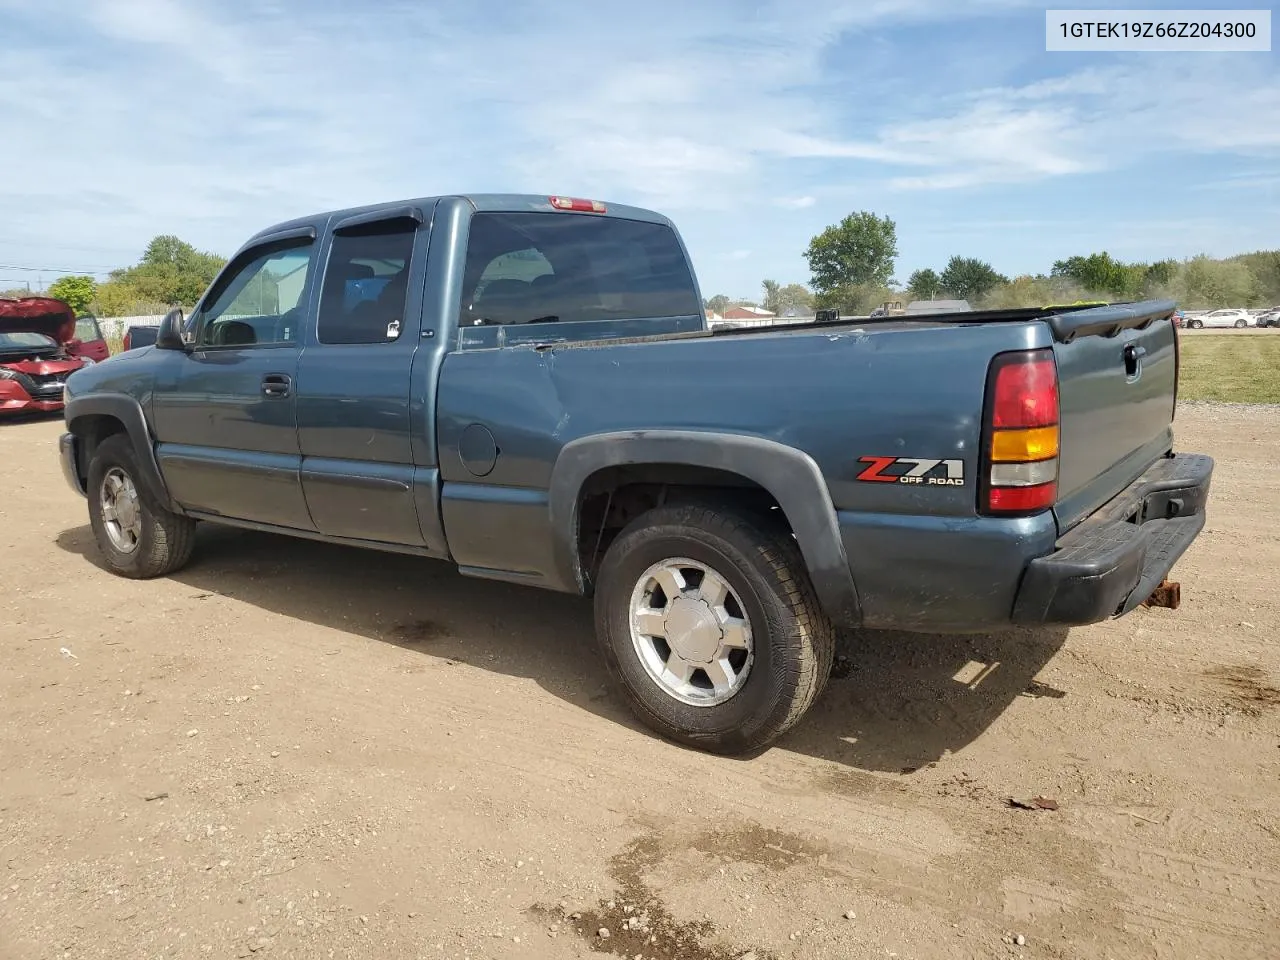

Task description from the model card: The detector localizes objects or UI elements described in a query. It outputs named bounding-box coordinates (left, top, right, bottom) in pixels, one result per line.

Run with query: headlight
left=78, top=356, right=96, bottom=366
left=0, top=369, right=15, bottom=380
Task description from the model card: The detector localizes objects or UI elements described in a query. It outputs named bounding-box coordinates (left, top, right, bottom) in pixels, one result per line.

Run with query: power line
left=0, top=263, right=115, bottom=275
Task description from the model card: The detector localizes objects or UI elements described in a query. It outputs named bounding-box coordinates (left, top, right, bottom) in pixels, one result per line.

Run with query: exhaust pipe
left=1142, top=580, right=1181, bottom=610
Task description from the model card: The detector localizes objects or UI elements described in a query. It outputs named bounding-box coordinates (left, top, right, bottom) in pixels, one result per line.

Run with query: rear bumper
left=1012, top=452, right=1213, bottom=625
left=60, top=432, right=86, bottom=497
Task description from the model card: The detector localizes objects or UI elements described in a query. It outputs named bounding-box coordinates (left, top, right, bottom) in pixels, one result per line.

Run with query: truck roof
left=245, top=194, right=673, bottom=247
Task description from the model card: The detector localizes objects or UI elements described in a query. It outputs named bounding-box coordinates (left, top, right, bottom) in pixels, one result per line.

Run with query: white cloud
left=0, top=0, right=1276, bottom=295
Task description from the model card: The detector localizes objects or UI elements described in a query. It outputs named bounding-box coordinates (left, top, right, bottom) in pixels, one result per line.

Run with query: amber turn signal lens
left=990, top=426, right=1059, bottom=462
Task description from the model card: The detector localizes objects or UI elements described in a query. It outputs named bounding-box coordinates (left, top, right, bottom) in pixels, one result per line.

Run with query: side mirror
left=155, top=307, right=187, bottom=351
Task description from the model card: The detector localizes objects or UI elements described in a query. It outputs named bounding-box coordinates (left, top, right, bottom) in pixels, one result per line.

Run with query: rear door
left=1053, top=312, right=1178, bottom=531
left=294, top=207, right=437, bottom=549
left=151, top=236, right=316, bottom=530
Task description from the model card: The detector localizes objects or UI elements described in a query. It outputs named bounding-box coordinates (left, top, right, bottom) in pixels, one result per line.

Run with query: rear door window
left=459, top=212, right=699, bottom=327
left=317, top=219, right=418, bottom=344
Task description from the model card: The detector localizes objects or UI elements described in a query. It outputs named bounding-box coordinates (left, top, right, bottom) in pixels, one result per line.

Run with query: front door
left=151, top=239, right=317, bottom=531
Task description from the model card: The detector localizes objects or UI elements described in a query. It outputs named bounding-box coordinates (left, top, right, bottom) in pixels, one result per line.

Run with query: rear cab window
left=457, top=212, right=700, bottom=340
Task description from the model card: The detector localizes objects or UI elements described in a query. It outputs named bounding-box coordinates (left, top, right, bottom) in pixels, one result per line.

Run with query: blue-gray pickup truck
left=58, top=193, right=1213, bottom=753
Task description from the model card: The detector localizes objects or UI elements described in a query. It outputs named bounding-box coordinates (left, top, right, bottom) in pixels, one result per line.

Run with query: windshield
left=0, top=331, right=57, bottom=351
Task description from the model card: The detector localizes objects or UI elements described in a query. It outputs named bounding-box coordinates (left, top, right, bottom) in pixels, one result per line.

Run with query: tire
left=593, top=501, right=836, bottom=754
left=87, top=433, right=197, bottom=579
left=1189, top=319, right=1203, bottom=329
left=1235, top=319, right=1247, bottom=328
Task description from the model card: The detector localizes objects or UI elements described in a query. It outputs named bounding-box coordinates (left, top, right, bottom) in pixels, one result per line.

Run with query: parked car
left=58, top=193, right=1214, bottom=754
left=1184, top=308, right=1251, bottom=329
left=0, top=296, right=96, bottom=416
left=1254, top=308, right=1280, bottom=329
left=122, top=323, right=160, bottom=351
left=72, top=312, right=111, bottom=362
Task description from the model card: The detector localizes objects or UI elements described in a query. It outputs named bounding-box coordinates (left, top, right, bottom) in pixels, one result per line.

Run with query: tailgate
left=1050, top=304, right=1179, bottom=532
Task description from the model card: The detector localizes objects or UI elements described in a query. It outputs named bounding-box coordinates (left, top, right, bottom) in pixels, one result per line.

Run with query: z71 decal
left=856, top=456, right=965, bottom=486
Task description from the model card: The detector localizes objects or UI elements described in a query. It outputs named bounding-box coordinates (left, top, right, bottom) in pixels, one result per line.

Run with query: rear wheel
left=593, top=501, right=835, bottom=754
left=87, top=434, right=197, bottom=578
left=1235, top=318, right=1247, bottom=328
left=1189, top=318, right=1203, bottom=329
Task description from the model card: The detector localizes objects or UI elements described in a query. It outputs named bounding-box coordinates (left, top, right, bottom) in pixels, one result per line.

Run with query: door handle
left=261, top=373, right=292, bottom=398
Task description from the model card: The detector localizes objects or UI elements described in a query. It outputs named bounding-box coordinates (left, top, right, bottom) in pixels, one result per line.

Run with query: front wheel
left=87, top=434, right=197, bottom=578
left=1189, top=318, right=1203, bottom=329
left=593, top=502, right=835, bottom=754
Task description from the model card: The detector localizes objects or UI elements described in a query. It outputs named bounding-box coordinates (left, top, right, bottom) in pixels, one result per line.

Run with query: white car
left=1184, top=308, right=1252, bottom=329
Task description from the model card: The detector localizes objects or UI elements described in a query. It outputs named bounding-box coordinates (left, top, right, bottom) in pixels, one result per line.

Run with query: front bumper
left=1012, top=452, right=1213, bottom=625
left=1, top=372, right=67, bottom=415
left=60, top=432, right=86, bottom=497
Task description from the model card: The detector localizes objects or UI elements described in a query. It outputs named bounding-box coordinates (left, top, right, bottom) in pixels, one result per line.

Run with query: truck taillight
left=1171, top=314, right=1180, bottom=420
left=549, top=196, right=606, bottom=213
left=981, top=349, right=1059, bottom=515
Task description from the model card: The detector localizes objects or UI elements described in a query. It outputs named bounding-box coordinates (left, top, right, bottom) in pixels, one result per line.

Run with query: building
left=721, top=305, right=776, bottom=321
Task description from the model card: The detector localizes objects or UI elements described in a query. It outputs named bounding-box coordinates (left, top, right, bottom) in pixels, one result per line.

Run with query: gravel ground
left=1, top=407, right=1277, bottom=960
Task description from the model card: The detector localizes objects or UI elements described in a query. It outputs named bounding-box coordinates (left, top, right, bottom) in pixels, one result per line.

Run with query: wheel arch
left=548, top=430, right=861, bottom=627
left=65, top=394, right=175, bottom=511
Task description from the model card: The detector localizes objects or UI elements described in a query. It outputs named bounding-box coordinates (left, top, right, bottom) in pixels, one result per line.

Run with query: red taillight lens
left=983, top=348, right=1060, bottom=516
left=988, top=483, right=1056, bottom=513
left=991, top=355, right=1058, bottom=428
left=123, top=331, right=132, bottom=351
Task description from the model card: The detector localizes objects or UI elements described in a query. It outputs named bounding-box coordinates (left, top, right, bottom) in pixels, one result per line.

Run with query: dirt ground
left=2, top=405, right=1277, bottom=960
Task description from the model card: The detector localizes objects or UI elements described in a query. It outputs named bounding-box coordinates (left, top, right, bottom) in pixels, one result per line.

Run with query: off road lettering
left=856, top=456, right=965, bottom=485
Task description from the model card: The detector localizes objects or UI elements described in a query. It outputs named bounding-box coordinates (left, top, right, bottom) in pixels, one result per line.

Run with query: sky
left=0, top=0, right=1277, bottom=301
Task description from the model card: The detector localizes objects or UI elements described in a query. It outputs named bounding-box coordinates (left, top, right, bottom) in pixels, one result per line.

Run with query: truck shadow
left=56, top=523, right=1071, bottom=775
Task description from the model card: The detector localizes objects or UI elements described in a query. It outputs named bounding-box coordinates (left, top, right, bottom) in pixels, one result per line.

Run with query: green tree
left=109, top=235, right=226, bottom=308
left=705, top=294, right=731, bottom=314
left=1173, top=255, right=1260, bottom=308
left=1229, top=250, right=1280, bottom=304
left=46, top=275, right=97, bottom=312
left=939, top=256, right=1007, bottom=300
left=813, top=282, right=895, bottom=316
left=805, top=211, right=897, bottom=294
left=907, top=268, right=941, bottom=301
left=1051, top=252, right=1128, bottom=295
left=761, top=280, right=782, bottom=315
left=90, top=281, right=159, bottom=317
left=777, top=283, right=814, bottom=314
left=978, top=274, right=1058, bottom=309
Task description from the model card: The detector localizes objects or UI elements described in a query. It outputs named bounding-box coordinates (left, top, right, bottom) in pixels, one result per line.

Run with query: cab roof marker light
left=549, top=196, right=607, bottom=213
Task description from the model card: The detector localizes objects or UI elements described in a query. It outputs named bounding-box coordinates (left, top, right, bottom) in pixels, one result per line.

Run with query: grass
left=1178, top=335, right=1280, bottom=404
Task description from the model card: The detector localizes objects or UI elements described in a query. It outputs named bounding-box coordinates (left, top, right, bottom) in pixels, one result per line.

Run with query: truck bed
left=439, top=299, right=1181, bottom=629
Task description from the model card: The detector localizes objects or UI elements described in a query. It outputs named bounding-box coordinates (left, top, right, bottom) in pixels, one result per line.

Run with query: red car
left=0, top=296, right=98, bottom=416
